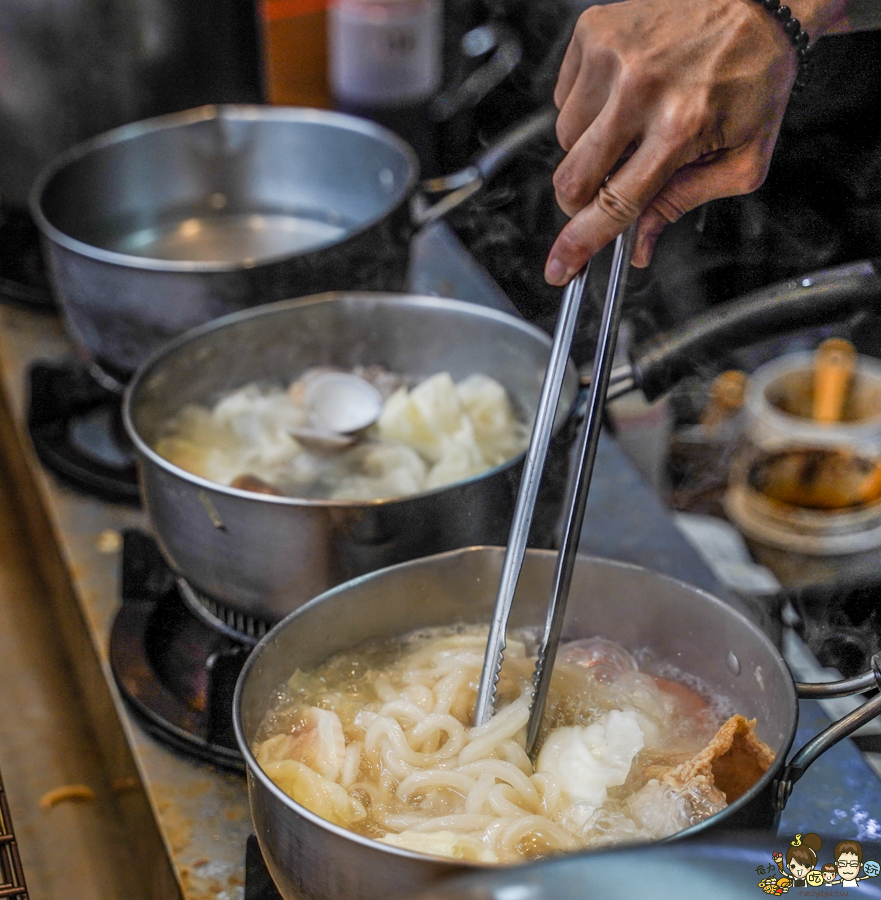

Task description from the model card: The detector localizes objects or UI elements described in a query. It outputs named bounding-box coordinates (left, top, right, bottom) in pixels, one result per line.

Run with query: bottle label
left=329, top=0, right=443, bottom=105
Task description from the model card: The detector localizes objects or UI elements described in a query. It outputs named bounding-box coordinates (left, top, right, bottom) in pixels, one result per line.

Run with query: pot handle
left=428, top=22, right=523, bottom=123
left=623, top=258, right=881, bottom=402
left=412, top=106, right=557, bottom=226
left=774, top=652, right=881, bottom=812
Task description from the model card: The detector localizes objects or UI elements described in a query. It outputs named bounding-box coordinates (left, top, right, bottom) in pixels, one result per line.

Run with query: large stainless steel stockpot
left=123, top=292, right=578, bottom=624
left=30, top=104, right=554, bottom=380
left=233, top=547, right=881, bottom=900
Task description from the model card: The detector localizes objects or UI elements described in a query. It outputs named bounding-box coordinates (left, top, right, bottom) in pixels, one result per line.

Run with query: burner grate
left=27, top=361, right=139, bottom=504
left=177, top=579, right=269, bottom=647
left=110, top=530, right=250, bottom=771
left=788, top=578, right=881, bottom=680
left=245, top=835, right=283, bottom=900
left=0, top=768, right=29, bottom=900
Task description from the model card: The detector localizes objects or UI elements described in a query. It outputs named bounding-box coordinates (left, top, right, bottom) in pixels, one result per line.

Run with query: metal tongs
left=474, top=224, right=637, bottom=757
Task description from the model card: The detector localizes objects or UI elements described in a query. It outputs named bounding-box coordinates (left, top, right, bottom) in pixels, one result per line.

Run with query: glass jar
left=328, top=0, right=443, bottom=106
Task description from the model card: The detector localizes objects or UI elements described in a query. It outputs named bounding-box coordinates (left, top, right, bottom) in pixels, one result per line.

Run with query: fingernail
left=545, top=257, right=568, bottom=285
left=633, top=231, right=657, bottom=269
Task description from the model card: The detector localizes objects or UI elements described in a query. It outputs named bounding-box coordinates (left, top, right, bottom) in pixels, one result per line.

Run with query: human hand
left=543, top=0, right=841, bottom=283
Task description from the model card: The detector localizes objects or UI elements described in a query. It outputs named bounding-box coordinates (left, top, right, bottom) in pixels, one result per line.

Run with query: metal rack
left=0, top=769, right=28, bottom=900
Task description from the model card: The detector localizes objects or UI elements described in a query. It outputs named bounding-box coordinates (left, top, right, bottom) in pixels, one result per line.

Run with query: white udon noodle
left=253, top=625, right=732, bottom=864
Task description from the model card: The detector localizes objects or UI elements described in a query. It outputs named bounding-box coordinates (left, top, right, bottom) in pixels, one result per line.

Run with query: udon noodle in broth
left=253, top=625, right=775, bottom=863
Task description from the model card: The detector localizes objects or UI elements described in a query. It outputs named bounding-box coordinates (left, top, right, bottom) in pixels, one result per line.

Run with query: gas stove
left=245, top=838, right=282, bottom=900
left=107, top=535, right=286, bottom=897
left=109, top=530, right=252, bottom=772
left=27, top=360, right=140, bottom=503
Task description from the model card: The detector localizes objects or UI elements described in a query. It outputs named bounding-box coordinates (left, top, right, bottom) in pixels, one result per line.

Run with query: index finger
left=545, top=132, right=683, bottom=284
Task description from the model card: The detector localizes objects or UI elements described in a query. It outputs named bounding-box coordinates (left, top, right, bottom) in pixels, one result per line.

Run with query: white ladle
left=289, top=371, right=384, bottom=452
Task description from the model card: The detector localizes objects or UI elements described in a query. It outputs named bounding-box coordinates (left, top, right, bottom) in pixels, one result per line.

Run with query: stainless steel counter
left=0, top=305, right=252, bottom=900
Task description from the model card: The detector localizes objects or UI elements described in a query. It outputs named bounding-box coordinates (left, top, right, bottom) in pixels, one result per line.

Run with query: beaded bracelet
left=750, top=0, right=812, bottom=93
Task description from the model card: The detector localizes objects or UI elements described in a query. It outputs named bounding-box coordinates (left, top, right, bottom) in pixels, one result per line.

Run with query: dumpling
left=456, top=374, right=526, bottom=464
left=330, top=443, right=428, bottom=500
left=537, top=709, right=644, bottom=810
left=377, top=373, right=467, bottom=464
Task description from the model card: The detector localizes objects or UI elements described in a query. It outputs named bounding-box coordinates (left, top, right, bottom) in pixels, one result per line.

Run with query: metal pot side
left=233, top=548, right=798, bottom=900
left=43, top=210, right=411, bottom=379
left=125, top=293, right=578, bottom=623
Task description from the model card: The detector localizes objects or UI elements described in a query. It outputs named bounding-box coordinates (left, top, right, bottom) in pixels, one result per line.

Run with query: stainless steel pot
left=233, top=547, right=881, bottom=900
left=30, top=104, right=555, bottom=380
left=123, top=292, right=578, bottom=625
left=121, top=258, right=881, bottom=626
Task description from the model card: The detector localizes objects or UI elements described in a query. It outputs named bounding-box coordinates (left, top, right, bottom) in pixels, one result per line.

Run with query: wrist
left=746, top=0, right=814, bottom=91
left=787, top=0, right=850, bottom=36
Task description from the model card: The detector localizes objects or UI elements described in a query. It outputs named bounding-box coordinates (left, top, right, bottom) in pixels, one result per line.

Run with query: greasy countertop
left=0, top=304, right=251, bottom=900
left=0, top=420, right=144, bottom=900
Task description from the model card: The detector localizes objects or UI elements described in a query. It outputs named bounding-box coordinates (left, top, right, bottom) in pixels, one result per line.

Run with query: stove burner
left=788, top=578, right=881, bottom=681
left=245, top=836, right=283, bottom=900
left=0, top=207, right=55, bottom=313
left=28, top=360, right=140, bottom=503
left=109, top=530, right=250, bottom=771
left=177, top=579, right=269, bottom=646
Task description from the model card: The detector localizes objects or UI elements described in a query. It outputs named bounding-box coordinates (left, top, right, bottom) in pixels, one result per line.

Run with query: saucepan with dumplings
left=124, top=291, right=580, bottom=627
left=225, top=263, right=881, bottom=900
left=124, top=260, right=880, bottom=626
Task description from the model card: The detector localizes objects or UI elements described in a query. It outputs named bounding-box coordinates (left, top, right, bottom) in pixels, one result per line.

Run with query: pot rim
left=232, top=546, right=798, bottom=865
left=746, top=349, right=881, bottom=443
left=29, top=103, right=421, bottom=273
left=724, top=480, right=881, bottom=555
left=123, top=291, right=577, bottom=508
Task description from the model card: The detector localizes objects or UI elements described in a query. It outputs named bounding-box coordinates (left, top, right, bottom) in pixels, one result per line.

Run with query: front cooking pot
left=233, top=547, right=881, bottom=900
left=30, top=104, right=554, bottom=381
left=123, top=292, right=578, bottom=625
